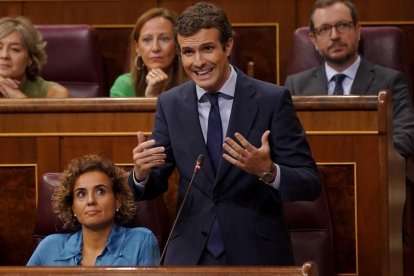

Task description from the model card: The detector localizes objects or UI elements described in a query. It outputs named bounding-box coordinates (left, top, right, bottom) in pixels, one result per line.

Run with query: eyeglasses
left=313, top=21, right=354, bottom=37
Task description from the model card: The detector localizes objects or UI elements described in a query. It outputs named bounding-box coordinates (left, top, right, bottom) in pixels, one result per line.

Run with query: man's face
left=310, top=2, right=360, bottom=69
left=177, top=28, right=233, bottom=92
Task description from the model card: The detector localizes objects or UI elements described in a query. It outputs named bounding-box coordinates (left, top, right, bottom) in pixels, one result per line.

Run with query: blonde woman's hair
left=130, top=8, right=186, bottom=96
left=0, top=16, right=46, bottom=81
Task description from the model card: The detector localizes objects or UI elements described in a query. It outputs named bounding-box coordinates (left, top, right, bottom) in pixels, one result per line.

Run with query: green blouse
left=20, top=77, right=54, bottom=98
left=110, top=73, right=137, bottom=97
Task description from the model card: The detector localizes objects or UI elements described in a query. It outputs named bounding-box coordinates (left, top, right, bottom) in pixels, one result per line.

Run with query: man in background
left=285, top=0, right=414, bottom=158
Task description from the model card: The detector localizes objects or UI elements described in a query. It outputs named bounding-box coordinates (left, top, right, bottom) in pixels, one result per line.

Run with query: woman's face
left=0, top=31, right=31, bottom=81
left=135, top=16, right=176, bottom=71
left=72, top=171, right=121, bottom=231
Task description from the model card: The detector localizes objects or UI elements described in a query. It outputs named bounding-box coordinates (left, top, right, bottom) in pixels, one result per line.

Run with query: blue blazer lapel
left=178, top=83, right=216, bottom=183
left=215, top=70, right=258, bottom=185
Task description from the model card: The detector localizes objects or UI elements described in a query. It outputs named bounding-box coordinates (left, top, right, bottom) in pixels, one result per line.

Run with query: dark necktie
left=205, top=93, right=223, bottom=171
left=205, top=92, right=225, bottom=258
left=332, top=73, right=346, bottom=95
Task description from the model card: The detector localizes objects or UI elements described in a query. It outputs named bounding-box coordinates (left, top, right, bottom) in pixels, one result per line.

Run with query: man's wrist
left=259, top=163, right=276, bottom=184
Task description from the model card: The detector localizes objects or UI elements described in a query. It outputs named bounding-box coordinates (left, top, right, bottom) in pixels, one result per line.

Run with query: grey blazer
left=285, top=58, right=414, bottom=157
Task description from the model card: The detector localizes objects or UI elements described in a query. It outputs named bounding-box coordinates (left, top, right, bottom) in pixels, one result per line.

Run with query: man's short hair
left=174, top=1, right=233, bottom=50
left=309, top=0, right=359, bottom=33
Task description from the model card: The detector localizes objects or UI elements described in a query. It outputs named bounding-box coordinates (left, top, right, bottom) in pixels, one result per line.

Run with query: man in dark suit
left=285, top=0, right=414, bottom=158
left=129, top=2, right=320, bottom=265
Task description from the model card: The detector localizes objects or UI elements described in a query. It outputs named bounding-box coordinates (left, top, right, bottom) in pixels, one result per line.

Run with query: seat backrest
left=33, top=173, right=170, bottom=251
left=35, top=25, right=107, bottom=97
left=286, top=26, right=412, bottom=93
left=283, top=173, right=335, bottom=276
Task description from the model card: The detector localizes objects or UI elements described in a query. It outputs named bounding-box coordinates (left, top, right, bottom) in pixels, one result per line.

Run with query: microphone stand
left=158, top=154, right=204, bottom=265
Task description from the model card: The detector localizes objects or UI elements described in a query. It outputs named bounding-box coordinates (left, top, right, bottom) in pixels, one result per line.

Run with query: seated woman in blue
left=27, top=154, right=159, bottom=266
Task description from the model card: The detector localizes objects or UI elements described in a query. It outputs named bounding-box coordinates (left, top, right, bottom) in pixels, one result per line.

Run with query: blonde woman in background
left=0, top=16, right=69, bottom=98
left=110, top=8, right=187, bottom=97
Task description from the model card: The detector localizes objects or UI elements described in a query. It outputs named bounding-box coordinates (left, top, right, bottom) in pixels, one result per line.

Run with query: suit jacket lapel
left=178, top=83, right=216, bottom=183
left=215, top=70, right=258, bottom=185
left=350, top=58, right=374, bottom=95
left=306, top=66, right=329, bottom=95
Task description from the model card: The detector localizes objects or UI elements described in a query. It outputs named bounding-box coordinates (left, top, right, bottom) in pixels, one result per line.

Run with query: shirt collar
left=55, top=230, right=82, bottom=261
left=196, top=65, right=237, bottom=101
left=325, top=55, right=361, bottom=81
left=105, top=224, right=127, bottom=257
left=55, top=224, right=126, bottom=262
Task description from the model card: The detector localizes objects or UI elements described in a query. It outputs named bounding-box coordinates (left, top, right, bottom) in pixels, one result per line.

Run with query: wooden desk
left=0, top=262, right=317, bottom=276
left=0, top=98, right=156, bottom=265
left=294, top=92, right=405, bottom=276
left=0, top=93, right=405, bottom=276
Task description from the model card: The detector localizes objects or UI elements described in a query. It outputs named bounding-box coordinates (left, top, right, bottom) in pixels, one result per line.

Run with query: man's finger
left=261, top=130, right=271, bottom=147
left=137, top=131, right=146, bottom=144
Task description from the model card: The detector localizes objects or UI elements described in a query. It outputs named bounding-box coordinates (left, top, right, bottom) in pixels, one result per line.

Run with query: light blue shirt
left=325, top=55, right=361, bottom=95
left=27, top=224, right=159, bottom=266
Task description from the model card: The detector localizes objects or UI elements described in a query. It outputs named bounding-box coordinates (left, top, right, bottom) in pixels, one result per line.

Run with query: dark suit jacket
left=285, top=58, right=414, bottom=158
left=130, top=68, right=320, bottom=265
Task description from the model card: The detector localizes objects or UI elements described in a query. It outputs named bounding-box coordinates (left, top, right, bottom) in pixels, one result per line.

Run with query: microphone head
left=194, top=154, right=204, bottom=172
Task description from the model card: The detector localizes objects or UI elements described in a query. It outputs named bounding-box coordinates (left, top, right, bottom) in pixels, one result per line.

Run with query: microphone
left=159, top=154, right=204, bottom=265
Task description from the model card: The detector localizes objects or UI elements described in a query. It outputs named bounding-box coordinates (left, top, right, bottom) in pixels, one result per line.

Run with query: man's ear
left=355, top=22, right=361, bottom=41
left=309, top=32, right=319, bottom=51
left=225, top=37, right=234, bottom=57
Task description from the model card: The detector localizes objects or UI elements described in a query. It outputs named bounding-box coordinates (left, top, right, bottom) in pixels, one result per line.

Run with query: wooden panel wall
left=1, top=0, right=412, bottom=89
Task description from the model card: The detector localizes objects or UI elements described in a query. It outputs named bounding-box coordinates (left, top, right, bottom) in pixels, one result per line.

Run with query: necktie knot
left=205, top=92, right=219, bottom=106
left=332, top=73, right=346, bottom=84
left=332, top=74, right=346, bottom=95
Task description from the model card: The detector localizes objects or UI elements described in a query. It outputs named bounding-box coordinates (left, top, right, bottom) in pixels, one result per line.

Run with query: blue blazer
left=130, top=68, right=320, bottom=265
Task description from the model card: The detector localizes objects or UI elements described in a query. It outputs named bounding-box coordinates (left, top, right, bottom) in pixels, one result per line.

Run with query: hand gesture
left=132, top=131, right=166, bottom=181
left=222, top=130, right=275, bottom=177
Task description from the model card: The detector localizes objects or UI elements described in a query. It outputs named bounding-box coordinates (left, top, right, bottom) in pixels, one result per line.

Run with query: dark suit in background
left=285, top=58, right=414, bottom=158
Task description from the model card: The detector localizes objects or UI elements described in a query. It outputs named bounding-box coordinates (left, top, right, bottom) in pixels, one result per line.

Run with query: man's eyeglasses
left=313, top=21, right=354, bottom=37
